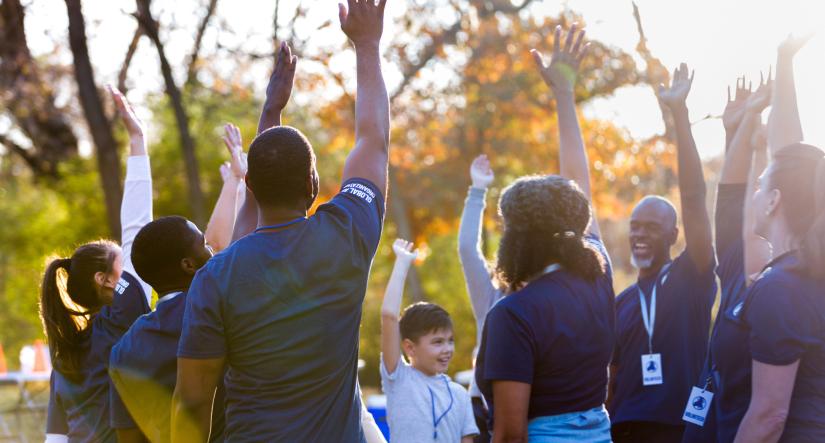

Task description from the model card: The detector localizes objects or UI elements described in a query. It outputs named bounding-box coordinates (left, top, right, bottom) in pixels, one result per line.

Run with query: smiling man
left=608, top=64, right=717, bottom=443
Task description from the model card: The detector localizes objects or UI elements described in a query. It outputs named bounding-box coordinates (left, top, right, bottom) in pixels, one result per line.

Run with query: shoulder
left=616, top=283, right=639, bottom=304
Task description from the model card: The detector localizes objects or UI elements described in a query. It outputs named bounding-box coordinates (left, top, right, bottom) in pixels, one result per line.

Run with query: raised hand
left=264, top=42, right=297, bottom=116
left=339, top=0, right=387, bottom=48
left=108, top=85, right=144, bottom=141
left=778, top=33, right=814, bottom=60
left=745, top=71, right=773, bottom=114
left=222, top=123, right=247, bottom=180
left=470, top=154, right=494, bottom=189
left=392, top=239, right=419, bottom=264
left=531, top=24, right=588, bottom=97
left=723, top=76, right=753, bottom=132
left=658, top=63, right=694, bottom=110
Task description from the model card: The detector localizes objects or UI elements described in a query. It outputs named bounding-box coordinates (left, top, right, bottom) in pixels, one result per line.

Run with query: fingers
left=575, top=42, right=590, bottom=65
left=689, top=69, right=695, bottom=87
left=530, top=49, right=546, bottom=69
left=553, top=25, right=561, bottom=54
left=378, top=0, right=388, bottom=15
left=727, top=85, right=732, bottom=103
left=571, top=29, right=586, bottom=56
left=564, top=23, right=577, bottom=53
left=338, top=3, right=348, bottom=27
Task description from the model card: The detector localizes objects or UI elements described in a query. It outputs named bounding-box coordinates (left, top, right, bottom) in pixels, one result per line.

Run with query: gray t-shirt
left=380, top=356, right=478, bottom=443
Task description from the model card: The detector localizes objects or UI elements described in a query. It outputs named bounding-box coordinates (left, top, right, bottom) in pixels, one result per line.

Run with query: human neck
left=411, top=360, right=440, bottom=377
left=257, top=205, right=307, bottom=228
left=766, top=223, right=798, bottom=260
left=637, top=256, right=671, bottom=280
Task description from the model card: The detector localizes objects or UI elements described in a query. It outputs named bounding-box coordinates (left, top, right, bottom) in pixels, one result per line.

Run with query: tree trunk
left=388, top=172, right=425, bottom=303
left=65, top=0, right=123, bottom=240
left=135, top=0, right=207, bottom=226
left=0, top=0, right=78, bottom=177
left=185, top=0, right=219, bottom=88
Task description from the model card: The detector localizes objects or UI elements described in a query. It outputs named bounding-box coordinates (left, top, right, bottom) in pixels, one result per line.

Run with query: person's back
left=477, top=234, right=615, bottom=419
left=181, top=187, right=383, bottom=439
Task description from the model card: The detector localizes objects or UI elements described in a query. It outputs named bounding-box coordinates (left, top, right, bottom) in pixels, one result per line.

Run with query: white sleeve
left=44, top=435, right=69, bottom=443
left=379, top=354, right=409, bottom=394
left=120, top=155, right=153, bottom=302
left=360, top=387, right=387, bottom=443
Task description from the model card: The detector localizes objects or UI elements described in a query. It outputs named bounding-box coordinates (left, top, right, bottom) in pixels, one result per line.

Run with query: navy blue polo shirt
left=611, top=248, right=717, bottom=426
left=682, top=183, right=747, bottom=443
left=46, top=271, right=150, bottom=442
left=741, top=252, right=825, bottom=442
left=110, top=291, right=225, bottom=442
left=475, top=235, right=615, bottom=420
left=177, top=178, right=384, bottom=442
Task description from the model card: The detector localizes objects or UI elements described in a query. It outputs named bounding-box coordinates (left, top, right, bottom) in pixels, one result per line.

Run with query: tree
left=65, top=0, right=123, bottom=239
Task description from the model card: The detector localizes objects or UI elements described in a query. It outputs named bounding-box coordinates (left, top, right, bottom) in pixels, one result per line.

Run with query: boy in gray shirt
left=380, top=239, right=479, bottom=443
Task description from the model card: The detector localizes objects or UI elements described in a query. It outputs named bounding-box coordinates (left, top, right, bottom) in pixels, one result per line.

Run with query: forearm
left=257, top=104, right=283, bottom=135
left=768, top=54, right=803, bottom=154
left=720, top=113, right=759, bottom=184
left=458, top=187, right=498, bottom=319
left=231, top=188, right=257, bottom=242
left=381, top=258, right=412, bottom=317
left=734, top=410, right=786, bottom=443
left=205, top=178, right=242, bottom=253
left=171, top=389, right=214, bottom=443
left=355, top=44, right=390, bottom=154
left=121, top=155, right=153, bottom=297
left=555, top=92, right=590, bottom=198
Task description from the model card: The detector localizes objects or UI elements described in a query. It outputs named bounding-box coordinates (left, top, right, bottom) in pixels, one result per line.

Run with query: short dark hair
left=247, top=126, right=318, bottom=209
left=399, top=302, right=453, bottom=343
left=132, top=216, right=200, bottom=290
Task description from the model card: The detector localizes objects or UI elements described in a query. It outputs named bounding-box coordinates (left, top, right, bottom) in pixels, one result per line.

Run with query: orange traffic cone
left=33, top=340, right=48, bottom=373
left=0, top=343, right=7, bottom=375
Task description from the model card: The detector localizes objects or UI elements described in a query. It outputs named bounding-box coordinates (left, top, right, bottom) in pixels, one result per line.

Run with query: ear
left=305, top=169, right=319, bottom=210
left=401, top=338, right=416, bottom=360
left=669, top=225, right=680, bottom=246
left=767, top=188, right=782, bottom=216
left=94, top=271, right=107, bottom=288
left=180, top=257, right=198, bottom=276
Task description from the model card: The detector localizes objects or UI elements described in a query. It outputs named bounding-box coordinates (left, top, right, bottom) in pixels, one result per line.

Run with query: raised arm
left=458, top=155, right=498, bottom=327
left=531, top=25, right=599, bottom=237
left=381, top=239, right=418, bottom=375
left=204, top=124, right=247, bottom=252
left=340, top=0, right=390, bottom=197
left=658, top=63, right=713, bottom=273
left=768, top=34, right=811, bottom=154
left=109, top=86, right=153, bottom=297
left=722, top=77, right=752, bottom=152
left=258, top=42, right=296, bottom=134
left=745, top=124, right=772, bottom=281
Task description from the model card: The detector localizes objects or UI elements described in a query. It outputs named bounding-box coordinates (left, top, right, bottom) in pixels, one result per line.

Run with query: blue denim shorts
left=527, top=406, right=612, bottom=443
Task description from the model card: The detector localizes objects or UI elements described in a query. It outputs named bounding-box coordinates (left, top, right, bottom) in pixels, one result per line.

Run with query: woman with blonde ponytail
left=43, top=87, right=153, bottom=443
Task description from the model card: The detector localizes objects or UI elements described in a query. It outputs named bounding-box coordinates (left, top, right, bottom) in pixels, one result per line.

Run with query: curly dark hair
left=495, top=175, right=605, bottom=291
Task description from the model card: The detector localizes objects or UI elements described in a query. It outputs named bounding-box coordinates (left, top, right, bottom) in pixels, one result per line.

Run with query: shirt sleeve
left=178, top=268, right=227, bottom=359
left=715, top=184, right=747, bottom=261
left=481, top=303, right=535, bottom=384
left=461, top=390, right=480, bottom=437
left=379, top=355, right=410, bottom=395
left=745, top=279, right=818, bottom=365
left=108, top=272, right=150, bottom=337
left=46, top=373, right=68, bottom=435
left=458, top=187, right=499, bottom=334
left=109, top=377, right=137, bottom=429
left=316, top=178, right=385, bottom=259
left=672, top=250, right=718, bottom=319
left=121, top=155, right=154, bottom=302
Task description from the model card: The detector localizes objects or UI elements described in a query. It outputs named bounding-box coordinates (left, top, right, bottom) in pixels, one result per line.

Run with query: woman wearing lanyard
left=475, top=25, right=615, bottom=443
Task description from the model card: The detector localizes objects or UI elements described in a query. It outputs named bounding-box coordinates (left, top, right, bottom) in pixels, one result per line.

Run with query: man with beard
left=608, top=64, right=717, bottom=443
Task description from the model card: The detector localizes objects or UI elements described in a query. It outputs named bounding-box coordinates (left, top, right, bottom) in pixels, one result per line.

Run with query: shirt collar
left=157, top=291, right=183, bottom=305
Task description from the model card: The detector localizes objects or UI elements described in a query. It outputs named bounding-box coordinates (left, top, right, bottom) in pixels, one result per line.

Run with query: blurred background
left=0, top=0, right=823, bottom=438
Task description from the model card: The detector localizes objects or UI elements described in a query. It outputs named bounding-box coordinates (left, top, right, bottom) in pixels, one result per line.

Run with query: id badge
left=682, top=386, right=714, bottom=426
left=641, top=353, right=663, bottom=386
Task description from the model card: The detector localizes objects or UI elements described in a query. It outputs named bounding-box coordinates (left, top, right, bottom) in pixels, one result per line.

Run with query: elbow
left=756, top=407, right=790, bottom=438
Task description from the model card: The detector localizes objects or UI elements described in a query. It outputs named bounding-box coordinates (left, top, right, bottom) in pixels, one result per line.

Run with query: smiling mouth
left=437, top=356, right=451, bottom=365
left=632, top=242, right=652, bottom=255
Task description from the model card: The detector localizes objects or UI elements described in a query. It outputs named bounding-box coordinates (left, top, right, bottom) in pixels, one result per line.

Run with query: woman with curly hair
left=474, top=25, right=614, bottom=443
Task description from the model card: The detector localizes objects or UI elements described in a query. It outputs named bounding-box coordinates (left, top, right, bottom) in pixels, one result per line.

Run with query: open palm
left=659, top=63, right=694, bottom=109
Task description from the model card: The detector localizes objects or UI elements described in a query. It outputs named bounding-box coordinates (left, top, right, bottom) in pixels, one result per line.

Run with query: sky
left=20, top=0, right=825, bottom=160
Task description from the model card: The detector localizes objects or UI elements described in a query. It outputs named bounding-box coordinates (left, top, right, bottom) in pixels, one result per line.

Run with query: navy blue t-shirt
left=46, top=271, right=150, bottom=442
left=742, top=252, right=825, bottom=442
left=177, top=178, right=384, bottom=442
left=110, top=291, right=225, bottom=443
left=611, top=249, right=717, bottom=426
left=475, top=235, right=615, bottom=420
